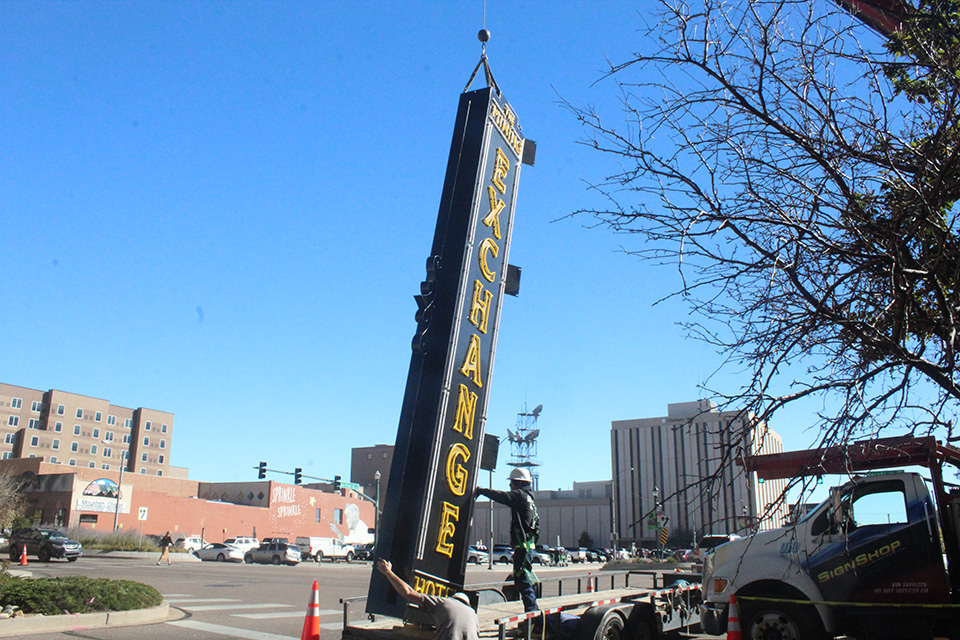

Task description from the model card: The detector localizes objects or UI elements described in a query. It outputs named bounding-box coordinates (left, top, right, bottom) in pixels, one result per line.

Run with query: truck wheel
left=595, top=612, right=624, bottom=640
left=346, top=552, right=354, bottom=563
left=574, top=605, right=628, bottom=640
left=314, top=551, right=323, bottom=562
left=741, top=601, right=824, bottom=640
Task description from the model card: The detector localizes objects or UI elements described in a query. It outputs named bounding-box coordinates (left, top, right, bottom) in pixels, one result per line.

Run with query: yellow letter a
left=459, top=334, right=483, bottom=388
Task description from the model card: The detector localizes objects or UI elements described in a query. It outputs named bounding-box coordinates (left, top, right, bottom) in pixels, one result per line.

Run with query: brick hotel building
left=0, top=383, right=373, bottom=541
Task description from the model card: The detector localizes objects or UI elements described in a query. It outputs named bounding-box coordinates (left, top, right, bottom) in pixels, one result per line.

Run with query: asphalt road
left=17, top=556, right=720, bottom=640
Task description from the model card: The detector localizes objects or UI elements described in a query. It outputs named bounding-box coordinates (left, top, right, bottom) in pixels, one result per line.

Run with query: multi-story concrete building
left=351, top=443, right=393, bottom=500
left=470, top=480, right=613, bottom=550
left=611, top=400, right=787, bottom=548
left=0, top=382, right=180, bottom=478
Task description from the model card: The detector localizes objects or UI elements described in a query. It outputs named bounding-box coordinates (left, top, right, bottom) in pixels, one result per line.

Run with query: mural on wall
left=82, top=478, right=119, bottom=499
left=343, top=503, right=374, bottom=544
left=77, top=478, right=127, bottom=514
left=267, top=485, right=373, bottom=541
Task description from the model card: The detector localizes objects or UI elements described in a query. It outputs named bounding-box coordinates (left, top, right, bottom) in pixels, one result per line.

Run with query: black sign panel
left=367, top=86, right=526, bottom=617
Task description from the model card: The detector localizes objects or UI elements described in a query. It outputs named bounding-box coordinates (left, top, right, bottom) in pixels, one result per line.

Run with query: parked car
left=8, top=527, right=82, bottom=562
left=588, top=548, right=611, bottom=562
left=194, top=542, right=244, bottom=563
left=223, top=537, right=259, bottom=553
left=529, top=547, right=551, bottom=564
left=295, top=537, right=356, bottom=562
left=244, top=540, right=301, bottom=565
left=492, top=544, right=513, bottom=563
left=564, top=547, right=587, bottom=563
left=466, top=545, right=489, bottom=564
left=674, top=548, right=695, bottom=562
left=174, top=536, right=206, bottom=552
left=353, top=543, right=374, bottom=561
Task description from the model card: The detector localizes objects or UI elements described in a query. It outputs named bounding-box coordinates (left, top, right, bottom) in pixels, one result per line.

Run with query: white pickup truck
left=296, top=536, right=356, bottom=562
left=701, top=436, right=960, bottom=640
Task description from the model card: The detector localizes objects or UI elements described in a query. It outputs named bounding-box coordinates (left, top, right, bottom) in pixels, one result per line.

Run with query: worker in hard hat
left=476, top=467, right=540, bottom=612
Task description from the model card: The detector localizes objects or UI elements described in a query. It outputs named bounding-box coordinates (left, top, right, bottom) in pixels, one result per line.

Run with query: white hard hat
left=452, top=592, right=471, bottom=607
left=508, top=468, right=532, bottom=484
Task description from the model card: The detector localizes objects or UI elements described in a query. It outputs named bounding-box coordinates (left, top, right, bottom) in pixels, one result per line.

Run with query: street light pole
left=113, top=453, right=125, bottom=532
left=611, top=466, right=633, bottom=555
left=374, top=470, right=381, bottom=557
left=653, top=485, right=661, bottom=560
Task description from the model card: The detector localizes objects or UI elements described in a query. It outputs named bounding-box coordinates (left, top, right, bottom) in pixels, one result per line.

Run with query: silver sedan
left=194, top=543, right=245, bottom=563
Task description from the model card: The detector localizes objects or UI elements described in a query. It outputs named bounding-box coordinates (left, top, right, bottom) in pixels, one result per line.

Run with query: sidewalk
left=84, top=549, right=201, bottom=562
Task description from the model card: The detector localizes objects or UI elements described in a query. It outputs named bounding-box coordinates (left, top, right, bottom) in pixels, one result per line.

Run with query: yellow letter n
left=435, top=502, right=459, bottom=557
left=452, top=384, right=478, bottom=440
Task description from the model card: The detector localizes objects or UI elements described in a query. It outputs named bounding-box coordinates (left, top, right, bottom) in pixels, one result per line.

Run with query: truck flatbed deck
left=344, top=582, right=702, bottom=640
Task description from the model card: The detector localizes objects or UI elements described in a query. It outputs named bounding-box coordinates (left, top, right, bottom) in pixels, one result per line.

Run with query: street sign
left=341, top=481, right=361, bottom=491
left=138, top=507, right=148, bottom=521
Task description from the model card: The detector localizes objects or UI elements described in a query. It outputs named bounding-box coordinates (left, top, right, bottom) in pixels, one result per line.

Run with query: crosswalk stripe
left=166, top=597, right=241, bottom=604
left=168, top=619, right=297, bottom=639
left=319, top=622, right=346, bottom=630
left=233, top=608, right=339, bottom=619
left=180, top=603, right=293, bottom=612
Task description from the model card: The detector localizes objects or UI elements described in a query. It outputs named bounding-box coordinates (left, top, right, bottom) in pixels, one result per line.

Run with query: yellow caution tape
left=736, top=595, right=960, bottom=610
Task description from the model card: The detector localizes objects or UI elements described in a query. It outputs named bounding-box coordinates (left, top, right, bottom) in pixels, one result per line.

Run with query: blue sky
left=2, top=1, right=821, bottom=492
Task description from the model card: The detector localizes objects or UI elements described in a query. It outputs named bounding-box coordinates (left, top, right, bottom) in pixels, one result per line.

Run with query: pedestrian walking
left=157, top=531, right=173, bottom=565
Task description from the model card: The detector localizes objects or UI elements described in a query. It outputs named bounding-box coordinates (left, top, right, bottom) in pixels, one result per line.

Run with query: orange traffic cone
left=300, top=580, right=320, bottom=640
left=726, top=594, right=742, bottom=640
left=19, top=545, right=27, bottom=566
left=586, top=572, right=594, bottom=593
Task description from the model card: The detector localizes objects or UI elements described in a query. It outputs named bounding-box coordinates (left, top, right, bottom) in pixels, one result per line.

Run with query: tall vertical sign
left=367, top=85, right=529, bottom=618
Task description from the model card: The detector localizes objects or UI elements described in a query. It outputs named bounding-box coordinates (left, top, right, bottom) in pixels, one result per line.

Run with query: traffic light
left=294, top=468, right=302, bottom=485
left=333, top=475, right=341, bottom=492
left=258, top=461, right=267, bottom=480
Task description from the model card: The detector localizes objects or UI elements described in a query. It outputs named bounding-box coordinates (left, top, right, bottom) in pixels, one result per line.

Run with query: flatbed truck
left=701, top=435, right=960, bottom=640
left=342, top=570, right=702, bottom=640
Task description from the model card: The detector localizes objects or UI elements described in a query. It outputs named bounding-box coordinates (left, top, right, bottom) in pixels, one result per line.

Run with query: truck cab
left=702, top=471, right=953, bottom=639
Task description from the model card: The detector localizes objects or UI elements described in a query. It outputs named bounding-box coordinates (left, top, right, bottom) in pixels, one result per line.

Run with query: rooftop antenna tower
left=507, top=403, right=542, bottom=490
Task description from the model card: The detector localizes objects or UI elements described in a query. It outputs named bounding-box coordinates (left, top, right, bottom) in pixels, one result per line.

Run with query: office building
left=351, top=443, right=393, bottom=500
left=611, top=400, right=787, bottom=548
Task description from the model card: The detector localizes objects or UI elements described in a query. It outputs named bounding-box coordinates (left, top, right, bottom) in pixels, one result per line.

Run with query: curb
left=0, top=602, right=171, bottom=637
